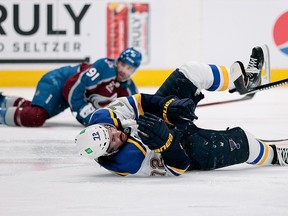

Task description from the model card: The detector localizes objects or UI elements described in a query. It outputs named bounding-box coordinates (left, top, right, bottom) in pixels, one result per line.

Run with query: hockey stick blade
left=197, top=93, right=255, bottom=107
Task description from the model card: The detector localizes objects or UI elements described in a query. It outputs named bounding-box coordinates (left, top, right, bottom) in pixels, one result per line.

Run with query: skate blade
left=261, top=44, right=271, bottom=85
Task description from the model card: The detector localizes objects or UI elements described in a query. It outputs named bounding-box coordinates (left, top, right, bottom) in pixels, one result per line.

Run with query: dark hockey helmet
left=118, top=47, right=142, bottom=69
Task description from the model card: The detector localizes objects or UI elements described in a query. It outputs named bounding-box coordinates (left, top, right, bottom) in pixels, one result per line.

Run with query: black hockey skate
left=244, top=46, right=264, bottom=89
left=229, top=46, right=264, bottom=94
left=270, top=144, right=288, bottom=166
left=229, top=45, right=288, bottom=95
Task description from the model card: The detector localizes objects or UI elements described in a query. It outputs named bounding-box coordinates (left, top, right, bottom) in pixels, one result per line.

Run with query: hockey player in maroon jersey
left=75, top=45, right=288, bottom=177
left=0, top=47, right=142, bottom=127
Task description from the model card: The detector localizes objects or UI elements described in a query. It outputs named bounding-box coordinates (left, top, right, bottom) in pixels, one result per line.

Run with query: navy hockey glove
left=160, top=97, right=198, bottom=125
left=137, top=113, right=177, bottom=153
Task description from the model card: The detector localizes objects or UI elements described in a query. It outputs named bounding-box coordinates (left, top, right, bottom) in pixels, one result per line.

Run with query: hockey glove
left=137, top=112, right=178, bottom=153
left=160, top=96, right=198, bottom=125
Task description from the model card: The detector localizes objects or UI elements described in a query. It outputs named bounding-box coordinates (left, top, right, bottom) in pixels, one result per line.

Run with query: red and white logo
left=273, top=11, right=288, bottom=55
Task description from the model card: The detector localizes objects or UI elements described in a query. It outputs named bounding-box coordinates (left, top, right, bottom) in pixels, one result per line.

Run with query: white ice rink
left=0, top=87, right=288, bottom=216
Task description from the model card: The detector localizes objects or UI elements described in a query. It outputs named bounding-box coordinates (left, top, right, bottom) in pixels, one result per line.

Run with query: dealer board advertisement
left=0, top=0, right=287, bottom=86
left=0, top=0, right=150, bottom=70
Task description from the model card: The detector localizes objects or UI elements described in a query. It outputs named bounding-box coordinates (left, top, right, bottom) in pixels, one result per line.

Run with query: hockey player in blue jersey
left=0, top=48, right=142, bottom=127
left=75, top=45, right=288, bottom=177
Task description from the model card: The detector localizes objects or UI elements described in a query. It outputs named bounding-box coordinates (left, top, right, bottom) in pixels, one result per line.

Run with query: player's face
left=106, top=126, right=128, bottom=154
left=116, top=60, right=136, bottom=82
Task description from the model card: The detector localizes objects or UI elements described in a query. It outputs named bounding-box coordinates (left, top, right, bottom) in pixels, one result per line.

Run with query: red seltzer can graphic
left=129, top=3, right=149, bottom=64
left=107, top=3, right=129, bottom=59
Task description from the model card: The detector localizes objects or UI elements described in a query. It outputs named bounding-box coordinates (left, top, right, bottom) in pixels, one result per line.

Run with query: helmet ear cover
left=75, top=124, right=111, bottom=160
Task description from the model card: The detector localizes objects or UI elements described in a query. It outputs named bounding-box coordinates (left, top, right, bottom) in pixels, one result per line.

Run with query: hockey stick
left=237, top=78, right=288, bottom=95
left=228, top=77, right=288, bottom=94
left=197, top=93, right=255, bottom=107
left=259, top=138, right=288, bottom=143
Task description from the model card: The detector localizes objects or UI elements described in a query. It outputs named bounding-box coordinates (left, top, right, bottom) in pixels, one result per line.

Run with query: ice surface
left=0, top=87, right=288, bottom=216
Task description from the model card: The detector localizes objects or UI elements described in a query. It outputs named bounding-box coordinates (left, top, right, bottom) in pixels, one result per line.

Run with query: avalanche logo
left=273, top=11, right=288, bottom=55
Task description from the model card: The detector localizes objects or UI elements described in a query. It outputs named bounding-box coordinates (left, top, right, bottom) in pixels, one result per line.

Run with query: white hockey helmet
left=75, top=124, right=111, bottom=160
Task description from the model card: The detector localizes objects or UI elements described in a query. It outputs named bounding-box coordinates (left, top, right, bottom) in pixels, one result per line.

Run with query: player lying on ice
left=0, top=48, right=142, bottom=127
left=75, top=45, right=288, bottom=177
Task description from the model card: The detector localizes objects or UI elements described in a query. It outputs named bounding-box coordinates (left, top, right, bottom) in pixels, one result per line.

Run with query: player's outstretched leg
left=230, top=46, right=264, bottom=94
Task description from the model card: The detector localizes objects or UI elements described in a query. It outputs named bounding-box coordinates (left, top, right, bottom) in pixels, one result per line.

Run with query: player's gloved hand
left=137, top=112, right=177, bottom=153
left=77, top=103, right=96, bottom=126
left=160, top=96, right=198, bottom=125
